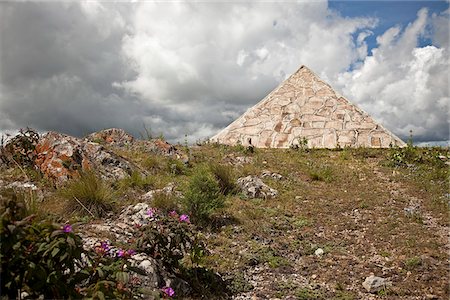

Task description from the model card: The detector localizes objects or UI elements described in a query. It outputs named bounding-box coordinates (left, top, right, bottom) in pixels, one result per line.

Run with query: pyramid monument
left=211, top=65, right=406, bottom=148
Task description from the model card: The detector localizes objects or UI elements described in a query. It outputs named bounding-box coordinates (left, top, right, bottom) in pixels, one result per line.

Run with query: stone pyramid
left=211, top=65, right=406, bottom=148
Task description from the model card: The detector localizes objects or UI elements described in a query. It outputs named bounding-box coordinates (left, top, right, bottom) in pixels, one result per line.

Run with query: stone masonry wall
left=211, top=66, right=406, bottom=148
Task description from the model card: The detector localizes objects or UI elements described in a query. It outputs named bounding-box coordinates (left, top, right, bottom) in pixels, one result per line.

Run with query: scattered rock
left=141, top=183, right=182, bottom=201
left=437, top=155, right=448, bottom=161
left=1, top=181, right=44, bottom=201
left=404, top=200, right=421, bottom=217
left=224, top=154, right=253, bottom=165
left=5, top=181, right=38, bottom=191
left=362, top=275, right=391, bottom=293
left=261, top=170, right=283, bottom=180
left=314, top=248, right=324, bottom=257
left=237, top=176, right=278, bottom=199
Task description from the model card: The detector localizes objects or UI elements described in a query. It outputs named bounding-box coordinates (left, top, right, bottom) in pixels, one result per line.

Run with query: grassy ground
left=1, top=144, right=448, bottom=299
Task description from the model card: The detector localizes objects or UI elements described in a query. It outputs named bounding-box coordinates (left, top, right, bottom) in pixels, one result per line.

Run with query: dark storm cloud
left=0, top=1, right=448, bottom=143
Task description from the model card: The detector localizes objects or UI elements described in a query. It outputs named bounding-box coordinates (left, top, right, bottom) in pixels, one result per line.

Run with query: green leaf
left=51, top=247, right=60, bottom=257
left=96, top=290, right=105, bottom=300
left=67, top=236, right=75, bottom=247
left=115, top=271, right=130, bottom=284
left=127, top=265, right=147, bottom=276
left=59, top=252, right=68, bottom=262
left=50, top=230, right=62, bottom=238
left=97, top=268, right=104, bottom=278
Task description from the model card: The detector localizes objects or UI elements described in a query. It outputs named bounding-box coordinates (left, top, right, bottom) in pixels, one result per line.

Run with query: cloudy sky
left=0, top=0, right=448, bottom=144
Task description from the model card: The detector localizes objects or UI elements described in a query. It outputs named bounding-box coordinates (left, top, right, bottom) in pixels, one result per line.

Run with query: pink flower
left=161, top=286, right=175, bottom=297
left=179, top=214, right=190, bottom=223
left=62, top=224, right=72, bottom=233
left=117, top=248, right=136, bottom=258
left=117, top=249, right=126, bottom=257
left=146, top=208, right=156, bottom=218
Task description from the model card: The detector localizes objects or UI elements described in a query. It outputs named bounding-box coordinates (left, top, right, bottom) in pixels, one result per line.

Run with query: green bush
left=0, top=127, right=40, bottom=168
left=183, top=166, right=225, bottom=225
left=209, top=163, right=236, bottom=195
left=61, top=171, right=115, bottom=218
left=136, top=209, right=206, bottom=270
left=388, top=145, right=447, bottom=167
left=1, top=194, right=85, bottom=299
left=0, top=193, right=147, bottom=299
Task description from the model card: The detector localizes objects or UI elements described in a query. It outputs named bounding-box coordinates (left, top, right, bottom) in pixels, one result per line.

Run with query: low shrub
left=1, top=194, right=85, bottom=299
left=136, top=209, right=206, bottom=269
left=0, top=193, right=155, bottom=299
left=182, top=166, right=225, bottom=225
left=61, top=171, right=115, bottom=218
left=0, top=127, right=40, bottom=168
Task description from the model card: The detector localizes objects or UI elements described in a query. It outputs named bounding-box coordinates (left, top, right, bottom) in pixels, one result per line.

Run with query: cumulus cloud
left=335, top=8, right=449, bottom=142
left=0, top=1, right=448, bottom=143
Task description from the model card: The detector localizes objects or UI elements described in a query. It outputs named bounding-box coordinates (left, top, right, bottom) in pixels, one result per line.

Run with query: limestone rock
left=35, top=131, right=135, bottom=184
left=237, top=176, right=278, bottom=199
left=362, top=275, right=391, bottom=293
left=86, top=128, right=134, bottom=146
left=261, top=170, right=283, bottom=180
left=314, top=248, right=324, bottom=257
left=211, top=65, right=406, bottom=148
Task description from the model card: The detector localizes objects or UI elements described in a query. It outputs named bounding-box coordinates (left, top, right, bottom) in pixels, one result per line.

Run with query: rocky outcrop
left=35, top=131, right=135, bottom=184
left=86, top=128, right=134, bottom=146
left=1, top=128, right=189, bottom=185
left=87, top=128, right=188, bottom=162
left=237, top=175, right=278, bottom=199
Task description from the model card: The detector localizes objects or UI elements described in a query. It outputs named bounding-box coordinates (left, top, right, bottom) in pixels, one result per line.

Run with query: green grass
left=61, top=171, right=115, bottom=218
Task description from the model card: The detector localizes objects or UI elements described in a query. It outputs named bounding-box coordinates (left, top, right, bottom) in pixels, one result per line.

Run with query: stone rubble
left=362, top=275, right=392, bottom=293
left=261, top=170, right=283, bottom=180
left=237, top=175, right=278, bottom=199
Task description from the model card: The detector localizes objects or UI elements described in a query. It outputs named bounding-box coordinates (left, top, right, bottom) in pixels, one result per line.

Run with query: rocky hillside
left=1, top=128, right=448, bottom=299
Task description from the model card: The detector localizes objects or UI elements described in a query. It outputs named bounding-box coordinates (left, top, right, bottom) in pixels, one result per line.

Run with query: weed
left=227, top=272, right=253, bottom=294
left=209, top=163, right=236, bottom=195
left=404, top=256, right=422, bottom=270
left=151, top=191, right=180, bottom=213
left=334, top=290, right=355, bottom=300
left=295, top=287, right=322, bottom=299
left=379, top=251, right=391, bottom=258
left=167, top=158, right=186, bottom=175
left=256, top=247, right=289, bottom=268
left=61, top=171, right=115, bottom=218
left=293, top=217, right=310, bottom=228
left=308, top=165, right=333, bottom=182
left=142, top=155, right=163, bottom=172
left=118, top=171, right=154, bottom=190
